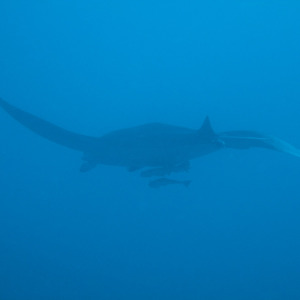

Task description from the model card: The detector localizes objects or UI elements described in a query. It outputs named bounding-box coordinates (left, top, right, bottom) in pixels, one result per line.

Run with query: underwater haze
left=1, top=1, right=300, bottom=299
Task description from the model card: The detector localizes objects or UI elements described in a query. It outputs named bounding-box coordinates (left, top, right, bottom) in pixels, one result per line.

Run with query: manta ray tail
left=0, top=98, right=98, bottom=152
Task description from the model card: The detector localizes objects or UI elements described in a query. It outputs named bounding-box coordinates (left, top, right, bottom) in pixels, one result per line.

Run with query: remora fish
left=141, top=162, right=190, bottom=178
left=0, top=98, right=299, bottom=184
left=149, top=178, right=192, bottom=188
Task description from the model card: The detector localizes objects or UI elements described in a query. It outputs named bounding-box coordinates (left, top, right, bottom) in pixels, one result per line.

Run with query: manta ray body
left=1, top=98, right=299, bottom=183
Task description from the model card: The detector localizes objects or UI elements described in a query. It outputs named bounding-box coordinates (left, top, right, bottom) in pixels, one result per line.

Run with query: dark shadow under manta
left=1, top=98, right=299, bottom=187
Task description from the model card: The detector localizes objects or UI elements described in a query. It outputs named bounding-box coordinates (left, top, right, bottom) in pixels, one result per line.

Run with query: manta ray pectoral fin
left=0, top=98, right=98, bottom=152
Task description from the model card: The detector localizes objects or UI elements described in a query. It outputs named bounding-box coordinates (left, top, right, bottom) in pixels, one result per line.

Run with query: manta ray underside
left=1, top=98, right=299, bottom=187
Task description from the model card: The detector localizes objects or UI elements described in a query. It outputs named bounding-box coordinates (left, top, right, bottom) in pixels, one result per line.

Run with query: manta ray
left=1, top=98, right=299, bottom=185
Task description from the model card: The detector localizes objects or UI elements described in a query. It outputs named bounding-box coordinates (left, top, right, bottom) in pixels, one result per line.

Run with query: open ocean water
left=0, top=1, right=300, bottom=299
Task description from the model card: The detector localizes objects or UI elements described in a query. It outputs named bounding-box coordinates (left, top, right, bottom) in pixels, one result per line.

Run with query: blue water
left=1, top=1, right=300, bottom=299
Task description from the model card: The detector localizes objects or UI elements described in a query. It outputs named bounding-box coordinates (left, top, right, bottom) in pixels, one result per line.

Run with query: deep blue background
left=1, top=1, right=300, bottom=299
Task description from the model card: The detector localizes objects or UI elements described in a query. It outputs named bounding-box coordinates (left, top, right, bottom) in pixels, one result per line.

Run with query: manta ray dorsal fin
left=199, top=116, right=215, bottom=137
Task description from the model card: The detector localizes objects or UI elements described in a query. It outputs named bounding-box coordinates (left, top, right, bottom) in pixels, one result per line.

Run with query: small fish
left=141, top=167, right=171, bottom=178
left=141, top=162, right=190, bottom=178
left=148, top=178, right=191, bottom=188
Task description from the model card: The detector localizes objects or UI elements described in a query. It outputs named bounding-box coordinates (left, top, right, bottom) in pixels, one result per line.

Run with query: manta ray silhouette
left=1, top=98, right=299, bottom=186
